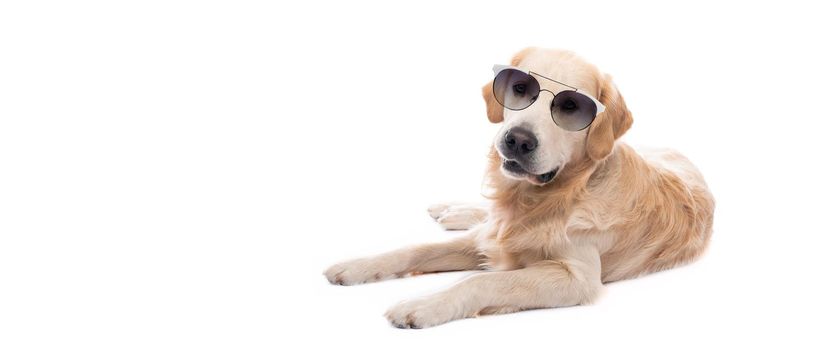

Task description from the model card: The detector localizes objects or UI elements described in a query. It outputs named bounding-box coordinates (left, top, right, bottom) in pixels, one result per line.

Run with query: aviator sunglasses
left=492, top=64, right=606, bottom=131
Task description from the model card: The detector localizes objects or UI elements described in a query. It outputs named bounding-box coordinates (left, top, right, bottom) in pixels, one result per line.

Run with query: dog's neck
left=487, top=151, right=600, bottom=212
left=484, top=146, right=611, bottom=241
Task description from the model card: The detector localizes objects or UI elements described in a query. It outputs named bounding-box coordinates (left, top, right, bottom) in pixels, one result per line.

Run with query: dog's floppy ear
left=586, top=74, right=633, bottom=160
left=482, top=81, right=504, bottom=123
left=482, top=48, right=533, bottom=124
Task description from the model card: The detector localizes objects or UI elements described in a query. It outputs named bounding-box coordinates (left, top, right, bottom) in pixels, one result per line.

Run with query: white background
left=1, top=1, right=820, bottom=349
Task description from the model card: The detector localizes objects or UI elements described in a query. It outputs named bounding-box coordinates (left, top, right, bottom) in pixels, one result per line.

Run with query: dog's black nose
left=504, top=127, right=538, bottom=156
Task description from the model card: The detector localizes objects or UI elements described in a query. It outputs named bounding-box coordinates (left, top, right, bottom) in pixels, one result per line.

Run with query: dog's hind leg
left=427, top=202, right=489, bottom=230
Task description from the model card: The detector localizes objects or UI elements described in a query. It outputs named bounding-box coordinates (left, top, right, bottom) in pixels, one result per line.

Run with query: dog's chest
left=477, top=220, right=567, bottom=270
left=478, top=203, right=619, bottom=270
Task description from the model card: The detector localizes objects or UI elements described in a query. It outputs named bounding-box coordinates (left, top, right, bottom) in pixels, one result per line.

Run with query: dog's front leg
left=384, top=245, right=603, bottom=328
left=323, top=234, right=483, bottom=286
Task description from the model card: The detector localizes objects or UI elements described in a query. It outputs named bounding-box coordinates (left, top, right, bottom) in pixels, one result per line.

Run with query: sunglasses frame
left=492, top=64, right=606, bottom=130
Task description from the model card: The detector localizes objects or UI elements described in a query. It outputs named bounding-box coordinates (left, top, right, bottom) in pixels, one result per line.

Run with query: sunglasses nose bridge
left=533, top=90, right=555, bottom=105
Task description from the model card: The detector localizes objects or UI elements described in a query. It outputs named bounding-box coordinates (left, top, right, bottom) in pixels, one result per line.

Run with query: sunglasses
left=492, top=64, right=606, bottom=131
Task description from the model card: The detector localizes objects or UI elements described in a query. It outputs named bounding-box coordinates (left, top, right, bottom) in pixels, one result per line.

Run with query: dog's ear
left=482, top=81, right=504, bottom=123
left=482, top=48, right=534, bottom=124
left=586, top=74, right=633, bottom=161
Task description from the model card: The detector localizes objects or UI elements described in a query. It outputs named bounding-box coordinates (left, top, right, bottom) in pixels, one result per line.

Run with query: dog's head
left=483, top=48, right=633, bottom=186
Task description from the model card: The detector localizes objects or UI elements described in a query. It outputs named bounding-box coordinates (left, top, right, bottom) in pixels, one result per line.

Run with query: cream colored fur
left=324, top=48, right=714, bottom=328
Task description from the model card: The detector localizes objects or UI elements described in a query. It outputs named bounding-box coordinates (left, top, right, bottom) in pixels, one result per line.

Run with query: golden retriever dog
left=324, top=48, right=715, bottom=328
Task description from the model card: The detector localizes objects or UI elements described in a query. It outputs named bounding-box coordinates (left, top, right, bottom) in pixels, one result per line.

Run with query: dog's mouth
left=502, top=160, right=560, bottom=185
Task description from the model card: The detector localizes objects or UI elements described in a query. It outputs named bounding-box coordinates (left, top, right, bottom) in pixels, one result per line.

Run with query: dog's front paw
left=385, top=295, right=463, bottom=329
left=427, top=203, right=452, bottom=220
left=323, top=258, right=396, bottom=286
left=427, top=202, right=489, bottom=230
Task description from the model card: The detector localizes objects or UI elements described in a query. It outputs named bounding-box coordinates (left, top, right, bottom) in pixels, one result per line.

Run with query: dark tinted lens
left=551, top=90, right=598, bottom=131
left=493, top=69, right=540, bottom=110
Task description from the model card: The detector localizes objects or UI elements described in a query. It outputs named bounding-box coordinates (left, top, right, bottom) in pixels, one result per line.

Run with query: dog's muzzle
left=503, top=159, right=559, bottom=184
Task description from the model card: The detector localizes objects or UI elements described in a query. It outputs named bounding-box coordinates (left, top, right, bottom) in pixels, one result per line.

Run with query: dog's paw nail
left=324, top=259, right=395, bottom=285
left=427, top=203, right=450, bottom=220
left=323, top=265, right=352, bottom=285
left=385, top=296, right=457, bottom=329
